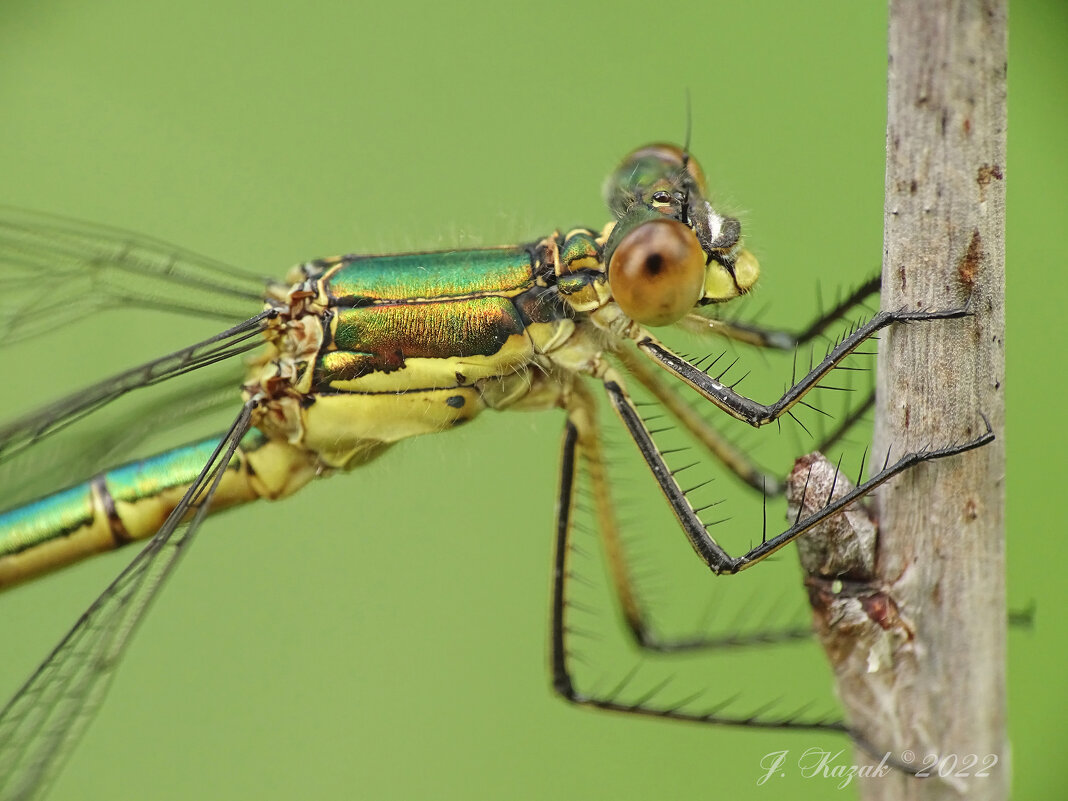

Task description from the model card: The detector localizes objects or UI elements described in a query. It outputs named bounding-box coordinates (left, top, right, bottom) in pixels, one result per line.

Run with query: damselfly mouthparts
left=0, top=143, right=990, bottom=800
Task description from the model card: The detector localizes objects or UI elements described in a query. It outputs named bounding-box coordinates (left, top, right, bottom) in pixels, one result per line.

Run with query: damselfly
left=0, top=143, right=990, bottom=800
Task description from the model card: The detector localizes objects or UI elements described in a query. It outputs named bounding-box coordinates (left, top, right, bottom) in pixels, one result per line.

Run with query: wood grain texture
left=842, top=2, right=1007, bottom=799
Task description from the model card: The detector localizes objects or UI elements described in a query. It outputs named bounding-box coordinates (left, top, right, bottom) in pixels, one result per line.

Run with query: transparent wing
left=0, top=310, right=273, bottom=467
left=0, top=402, right=255, bottom=801
left=0, top=208, right=278, bottom=495
left=0, top=206, right=269, bottom=345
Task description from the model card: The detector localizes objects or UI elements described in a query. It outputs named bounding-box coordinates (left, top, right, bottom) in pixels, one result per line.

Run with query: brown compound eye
left=608, top=218, right=706, bottom=327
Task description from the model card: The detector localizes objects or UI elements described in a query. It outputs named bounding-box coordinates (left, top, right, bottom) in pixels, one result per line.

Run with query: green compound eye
left=608, top=218, right=706, bottom=327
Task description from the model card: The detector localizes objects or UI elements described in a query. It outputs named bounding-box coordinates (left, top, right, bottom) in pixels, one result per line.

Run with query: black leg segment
left=640, top=305, right=970, bottom=428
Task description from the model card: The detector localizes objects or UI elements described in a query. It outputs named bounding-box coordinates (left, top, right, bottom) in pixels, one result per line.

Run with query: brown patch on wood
left=977, top=163, right=1003, bottom=202
left=977, top=163, right=1003, bottom=186
left=958, top=229, right=982, bottom=285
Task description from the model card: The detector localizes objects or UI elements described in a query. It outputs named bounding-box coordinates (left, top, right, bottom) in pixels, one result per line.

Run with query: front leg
left=637, top=305, right=971, bottom=427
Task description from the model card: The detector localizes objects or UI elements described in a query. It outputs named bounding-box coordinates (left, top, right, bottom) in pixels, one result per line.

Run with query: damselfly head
left=602, top=143, right=759, bottom=325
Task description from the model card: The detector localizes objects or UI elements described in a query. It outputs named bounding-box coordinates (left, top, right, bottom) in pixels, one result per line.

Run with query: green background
left=0, top=1, right=1064, bottom=799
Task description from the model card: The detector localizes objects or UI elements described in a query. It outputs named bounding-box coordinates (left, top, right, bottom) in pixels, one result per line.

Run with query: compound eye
left=608, top=218, right=706, bottom=327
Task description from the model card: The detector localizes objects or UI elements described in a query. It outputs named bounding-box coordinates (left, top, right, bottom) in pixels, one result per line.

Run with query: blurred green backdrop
left=0, top=1, right=1064, bottom=799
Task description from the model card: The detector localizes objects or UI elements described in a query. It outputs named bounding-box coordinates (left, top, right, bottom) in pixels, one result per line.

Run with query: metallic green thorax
left=320, top=249, right=549, bottom=385
left=246, top=229, right=613, bottom=470
left=311, top=243, right=579, bottom=387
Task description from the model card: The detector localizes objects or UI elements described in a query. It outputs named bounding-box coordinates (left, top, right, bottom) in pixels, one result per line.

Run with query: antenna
left=681, top=89, right=694, bottom=225
left=682, top=89, right=693, bottom=168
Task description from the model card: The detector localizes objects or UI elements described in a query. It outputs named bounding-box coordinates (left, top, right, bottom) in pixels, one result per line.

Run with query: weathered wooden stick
left=797, top=1, right=1008, bottom=799
left=869, top=1, right=1006, bottom=797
